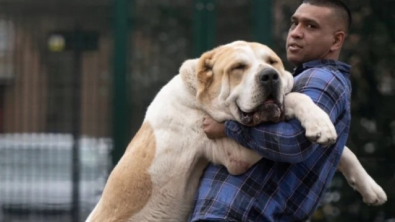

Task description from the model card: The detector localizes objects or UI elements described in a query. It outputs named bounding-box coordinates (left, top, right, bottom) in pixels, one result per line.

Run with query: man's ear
left=330, top=31, right=346, bottom=52
left=196, top=50, right=215, bottom=99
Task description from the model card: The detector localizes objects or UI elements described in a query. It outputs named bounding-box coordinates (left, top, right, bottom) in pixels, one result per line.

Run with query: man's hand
left=202, top=115, right=226, bottom=139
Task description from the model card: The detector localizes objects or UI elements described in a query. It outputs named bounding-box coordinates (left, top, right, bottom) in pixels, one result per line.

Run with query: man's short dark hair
left=302, top=0, right=352, bottom=32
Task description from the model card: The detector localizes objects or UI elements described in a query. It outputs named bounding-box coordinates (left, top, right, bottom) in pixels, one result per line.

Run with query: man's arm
left=225, top=69, right=347, bottom=163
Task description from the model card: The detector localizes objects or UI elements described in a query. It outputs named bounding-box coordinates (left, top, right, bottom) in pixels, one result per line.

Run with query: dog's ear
left=282, top=70, right=294, bottom=94
left=179, top=58, right=198, bottom=77
left=179, top=58, right=199, bottom=95
left=196, top=50, right=216, bottom=99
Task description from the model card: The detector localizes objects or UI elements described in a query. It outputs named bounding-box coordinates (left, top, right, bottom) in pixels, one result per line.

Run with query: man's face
left=286, top=3, right=338, bottom=66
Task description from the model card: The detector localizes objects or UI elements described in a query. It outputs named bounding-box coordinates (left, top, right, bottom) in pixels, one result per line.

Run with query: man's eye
left=307, top=24, right=316, bottom=29
left=290, top=21, right=298, bottom=29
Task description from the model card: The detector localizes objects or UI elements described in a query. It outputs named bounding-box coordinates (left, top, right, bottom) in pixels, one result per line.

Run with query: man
left=189, top=0, right=353, bottom=221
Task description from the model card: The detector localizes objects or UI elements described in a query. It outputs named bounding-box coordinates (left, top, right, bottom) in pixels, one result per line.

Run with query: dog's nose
left=259, top=69, right=279, bottom=85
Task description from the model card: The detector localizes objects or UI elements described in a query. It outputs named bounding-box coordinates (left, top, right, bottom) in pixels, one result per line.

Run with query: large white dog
left=86, top=41, right=386, bottom=222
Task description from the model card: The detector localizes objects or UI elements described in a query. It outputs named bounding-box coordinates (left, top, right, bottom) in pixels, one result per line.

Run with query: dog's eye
left=232, top=63, right=247, bottom=71
left=268, top=59, right=278, bottom=65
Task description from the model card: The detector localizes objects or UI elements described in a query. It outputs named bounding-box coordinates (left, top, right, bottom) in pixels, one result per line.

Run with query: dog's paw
left=349, top=176, right=387, bottom=206
left=303, top=110, right=337, bottom=146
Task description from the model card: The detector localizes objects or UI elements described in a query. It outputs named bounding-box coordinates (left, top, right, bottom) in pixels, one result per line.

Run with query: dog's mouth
left=238, top=95, right=284, bottom=126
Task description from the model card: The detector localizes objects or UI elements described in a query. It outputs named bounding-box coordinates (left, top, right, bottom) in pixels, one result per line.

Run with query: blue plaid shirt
left=190, top=60, right=352, bottom=222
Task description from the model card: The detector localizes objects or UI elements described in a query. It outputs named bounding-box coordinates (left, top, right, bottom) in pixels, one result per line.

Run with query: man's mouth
left=238, top=96, right=283, bottom=126
left=288, top=43, right=302, bottom=52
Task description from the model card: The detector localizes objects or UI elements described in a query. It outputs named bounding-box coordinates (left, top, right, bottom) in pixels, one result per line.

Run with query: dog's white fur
left=86, top=41, right=386, bottom=222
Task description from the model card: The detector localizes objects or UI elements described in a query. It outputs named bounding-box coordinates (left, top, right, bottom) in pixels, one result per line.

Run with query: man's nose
left=290, top=25, right=303, bottom=39
left=258, top=69, right=279, bottom=86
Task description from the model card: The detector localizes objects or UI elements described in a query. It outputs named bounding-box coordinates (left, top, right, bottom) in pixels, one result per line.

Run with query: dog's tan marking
left=197, top=50, right=217, bottom=100
left=197, top=46, right=248, bottom=100
left=90, top=122, right=155, bottom=222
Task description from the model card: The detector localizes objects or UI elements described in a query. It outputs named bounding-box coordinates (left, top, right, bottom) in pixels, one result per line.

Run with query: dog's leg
left=338, top=146, right=387, bottom=205
left=283, top=92, right=337, bottom=146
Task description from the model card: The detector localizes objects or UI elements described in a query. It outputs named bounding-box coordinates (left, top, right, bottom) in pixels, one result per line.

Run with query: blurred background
left=0, top=0, right=393, bottom=221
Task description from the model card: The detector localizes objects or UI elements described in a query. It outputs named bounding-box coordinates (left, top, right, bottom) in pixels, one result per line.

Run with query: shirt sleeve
left=225, top=68, right=347, bottom=163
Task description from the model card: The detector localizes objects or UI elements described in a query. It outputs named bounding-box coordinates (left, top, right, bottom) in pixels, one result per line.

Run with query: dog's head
left=181, top=41, right=293, bottom=126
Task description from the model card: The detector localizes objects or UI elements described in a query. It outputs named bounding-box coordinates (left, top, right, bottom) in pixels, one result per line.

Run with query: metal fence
left=0, top=0, right=113, bottom=221
left=0, top=134, right=112, bottom=222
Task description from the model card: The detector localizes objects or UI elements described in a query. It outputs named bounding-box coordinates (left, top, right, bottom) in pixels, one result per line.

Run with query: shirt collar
left=292, top=59, right=351, bottom=76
